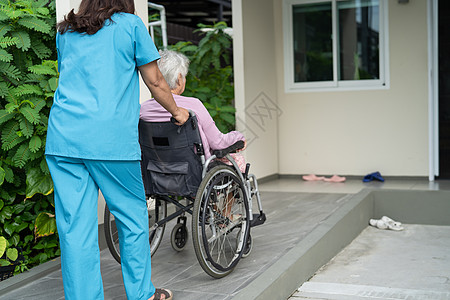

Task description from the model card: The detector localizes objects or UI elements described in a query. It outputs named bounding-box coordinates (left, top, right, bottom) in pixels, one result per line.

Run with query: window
left=284, top=0, right=388, bottom=91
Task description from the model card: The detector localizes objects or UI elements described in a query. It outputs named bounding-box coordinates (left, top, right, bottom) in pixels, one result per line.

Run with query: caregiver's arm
left=138, top=60, right=189, bottom=125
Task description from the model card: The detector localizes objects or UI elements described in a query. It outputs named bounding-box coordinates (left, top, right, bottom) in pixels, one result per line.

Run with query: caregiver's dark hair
left=58, top=0, right=135, bottom=35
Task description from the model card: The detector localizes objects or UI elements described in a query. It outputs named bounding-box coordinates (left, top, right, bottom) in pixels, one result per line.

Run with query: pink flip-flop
left=302, top=174, right=325, bottom=181
left=323, top=175, right=346, bottom=182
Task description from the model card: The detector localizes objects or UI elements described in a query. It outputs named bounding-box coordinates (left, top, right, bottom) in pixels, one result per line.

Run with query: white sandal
left=369, top=216, right=404, bottom=231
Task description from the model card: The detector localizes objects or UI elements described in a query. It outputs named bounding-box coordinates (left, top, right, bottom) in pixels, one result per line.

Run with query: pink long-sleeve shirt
left=140, top=94, right=245, bottom=159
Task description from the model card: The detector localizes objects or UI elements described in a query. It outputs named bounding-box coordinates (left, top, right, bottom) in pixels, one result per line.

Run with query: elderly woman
left=140, top=50, right=246, bottom=170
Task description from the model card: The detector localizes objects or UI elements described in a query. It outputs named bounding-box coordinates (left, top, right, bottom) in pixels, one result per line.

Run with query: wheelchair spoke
left=104, top=196, right=167, bottom=264
left=193, top=165, right=250, bottom=277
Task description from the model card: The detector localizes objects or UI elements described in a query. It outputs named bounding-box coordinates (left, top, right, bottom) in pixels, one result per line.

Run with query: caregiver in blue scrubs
left=45, top=1, right=188, bottom=299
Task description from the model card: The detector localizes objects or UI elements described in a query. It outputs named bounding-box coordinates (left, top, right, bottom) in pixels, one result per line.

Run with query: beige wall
left=55, top=0, right=81, bottom=22
left=135, top=1, right=152, bottom=103
left=270, top=0, right=429, bottom=176
left=233, top=0, right=280, bottom=178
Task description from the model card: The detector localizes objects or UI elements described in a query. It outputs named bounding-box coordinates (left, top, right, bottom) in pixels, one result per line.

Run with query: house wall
left=232, top=0, right=280, bottom=178
left=271, top=0, right=429, bottom=176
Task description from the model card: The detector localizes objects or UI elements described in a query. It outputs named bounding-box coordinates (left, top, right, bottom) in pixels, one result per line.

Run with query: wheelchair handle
left=213, top=140, right=245, bottom=159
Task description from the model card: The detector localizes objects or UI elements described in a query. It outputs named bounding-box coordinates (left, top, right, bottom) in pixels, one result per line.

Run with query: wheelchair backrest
left=139, top=115, right=204, bottom=198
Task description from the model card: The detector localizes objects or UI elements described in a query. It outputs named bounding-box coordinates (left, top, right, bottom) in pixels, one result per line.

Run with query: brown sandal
left=151, top=288, right=173, bottom=300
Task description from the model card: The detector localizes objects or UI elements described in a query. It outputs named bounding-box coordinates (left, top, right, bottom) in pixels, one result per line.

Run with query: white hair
left=157, top=50, right=190, bottom=90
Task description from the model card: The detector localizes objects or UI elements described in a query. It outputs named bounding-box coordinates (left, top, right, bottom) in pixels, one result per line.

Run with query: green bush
left=0, top=0, right=59, bottom=274
left=0, top=2, right=236, bottom=276
left=170, top=22, right=235, bottom=133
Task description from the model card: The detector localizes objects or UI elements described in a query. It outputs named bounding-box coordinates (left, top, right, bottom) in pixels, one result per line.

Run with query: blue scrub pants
left=46, top=155, right=155, bottom=300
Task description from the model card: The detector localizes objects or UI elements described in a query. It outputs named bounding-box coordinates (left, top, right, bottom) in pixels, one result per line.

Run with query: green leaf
left=0, top=61, right=21, bottom=79
left=45, top=241, right=58, bottom=248
left=0, top=236, right=6, bottom=258
left=34, top=212, right=57, bottom=238
left=6, top=247, right=18, bottom=261
left=10, top=233, right=19, bottom=246
left=0, top=236, right=8, bottom=257
left=31, top=38, right=51, bottom=59
left=3, top=164, right=13, bottom=183
left=0, top=200, right=3, bottom=210
left=208, top=109, right=217, bottom=117
left=0, top=81, right=9, bottom=97
left=48, top=77, right=57, bottom=91
left=36, top=7, right=49, bottom=16
left=5, top=102, right=18, bottom=113
left=24, top=235, right=33, bottom=244
left=0, top=36, right=18, bottom=48
left=18, top=16, right=51, bottom=34
left=4, top=8, right=23, bottom=19
left=219, top=105, right=236, bottom=113
left=36, top=252, right=48, bottom=263
left=210, top=97, right=222, bottom=107
left=0, top=206, right=13, bottom=220
left=5, top=84, right=20, bottom=105
left=10, top=31, right=31, bottom=50
left=40, top=158, right=49, bottom=175
left=212, top=41, right=221, bottom=55
left=0, top=10, right=8, bottom=22
left=216, top=120, right=227, bottom=133
left=196, top=86, right=211, bottom=93
left=4, top=222, right=14, bottom=235
left=0, top=109, right=14, bottom=125
left=16, top=222, right=28, bottom=233
left=1, top=122, right=26, bottom=150
left=33, top=242, right=45, bottom=250
left=220, top=112, right=235, bottom=124
left=19, top=105, right=40, bottom=124
left=29, top=136, right=41, bottom=152
left=28, top=64, right=57, bottom=76
left=25, top=167, right=54, bottom=199
left=12, top=143, right=31, bottom=168
left=0, top=259, right=10, bottom=266
left=180, top=45, right=198, bottom=53
left=21, top=212, right=34, bottom=222
left=30, top=97, right=46, bottom=112
left=0, top=166, right=4, bottom=185
left=0, top=47, right=11, bottom=61
left=19, top=116, right=34, bottom=138
left=13, top=203, right=25, bottom=214
left=0, top=190, right=13, bottom=203
left=14, top=84, right=43, bottom=96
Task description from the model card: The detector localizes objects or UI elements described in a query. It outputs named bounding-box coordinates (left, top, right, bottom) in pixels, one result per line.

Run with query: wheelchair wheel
left=241, top=232, right=252, bottom=258
left=192, top=165, right=250, bottom=278
left=104, top=196, right=167, bottom=264
left=171, top=223, right=188, bottom=251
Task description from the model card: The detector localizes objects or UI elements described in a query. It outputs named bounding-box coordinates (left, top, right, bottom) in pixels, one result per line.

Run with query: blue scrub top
left=45, top=13, right=160, bottom=160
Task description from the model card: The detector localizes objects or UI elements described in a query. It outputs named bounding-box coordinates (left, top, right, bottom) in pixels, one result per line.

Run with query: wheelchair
left=104, top=112, right=266, bottom=278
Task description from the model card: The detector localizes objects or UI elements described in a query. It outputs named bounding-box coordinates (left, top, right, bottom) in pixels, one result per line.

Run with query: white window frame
left=283, top=0, right=390, bottom=93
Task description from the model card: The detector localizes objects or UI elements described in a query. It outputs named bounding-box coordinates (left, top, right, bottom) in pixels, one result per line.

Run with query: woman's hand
left=139, top=61, right=187, bottom=122
left=238, top=139, right=247, bottom=152
left=172, top=107, right=189, bottom=125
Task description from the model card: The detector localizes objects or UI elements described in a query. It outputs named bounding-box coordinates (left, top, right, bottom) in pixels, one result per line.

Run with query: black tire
left=171, top=223, right=188, bottom=251
left=192, top=165, right=250, bottom=278
left=104, top=197, right=167, bottom=264
left=241, top=233, right=252, bottom=258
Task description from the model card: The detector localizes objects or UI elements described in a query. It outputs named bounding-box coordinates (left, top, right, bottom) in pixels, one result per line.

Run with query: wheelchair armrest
left=213, top=140, right=245, bottom=159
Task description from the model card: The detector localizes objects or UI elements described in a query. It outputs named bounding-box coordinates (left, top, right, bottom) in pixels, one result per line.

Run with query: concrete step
left=293, top=275, right=450, bottom=300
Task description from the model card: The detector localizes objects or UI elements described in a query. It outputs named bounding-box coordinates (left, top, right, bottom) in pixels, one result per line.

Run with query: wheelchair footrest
left=250, top=212, right=266, bottom=227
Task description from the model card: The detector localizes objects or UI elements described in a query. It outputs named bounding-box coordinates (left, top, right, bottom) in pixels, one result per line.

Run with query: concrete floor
left=1, top=176, right=449, bottom=299
left=281, top=177, right=450, bottom=300
left=290, top=224, right=450, bottom=300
